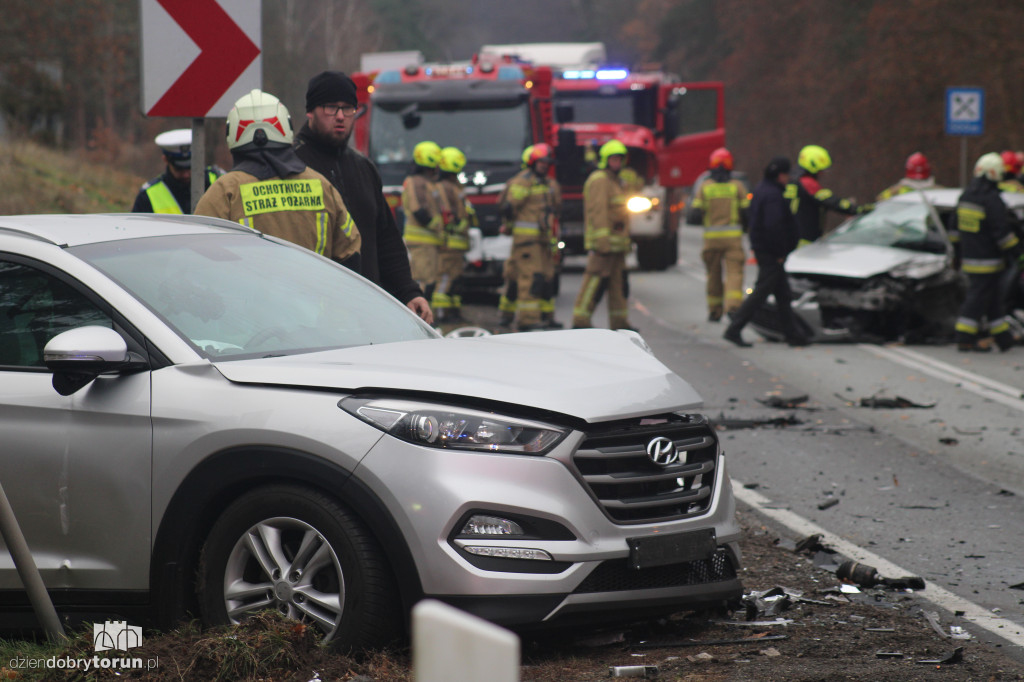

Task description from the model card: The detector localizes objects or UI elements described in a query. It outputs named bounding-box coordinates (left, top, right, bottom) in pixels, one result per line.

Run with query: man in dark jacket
left=723, top=157, right=809, bottom=347
left=294, top=71, right=432, bottom=323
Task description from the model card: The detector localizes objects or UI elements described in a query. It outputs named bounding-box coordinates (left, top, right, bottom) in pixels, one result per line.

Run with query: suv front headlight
left=339, top=397, right=568, bottom=455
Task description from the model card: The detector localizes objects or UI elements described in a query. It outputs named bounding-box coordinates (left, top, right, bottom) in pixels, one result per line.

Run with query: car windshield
left=824, top=198, right=947, bottom=253
left=369, top=98, right=530, bottom=166
left=71, top=233, right=436, bottom=359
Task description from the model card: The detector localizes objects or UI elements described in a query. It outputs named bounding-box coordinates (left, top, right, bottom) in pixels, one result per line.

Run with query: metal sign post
left=945, top=87, right=984, bottom=186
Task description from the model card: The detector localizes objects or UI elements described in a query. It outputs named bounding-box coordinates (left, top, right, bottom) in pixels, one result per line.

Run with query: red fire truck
left=482, top=42, right=726, bottom=270
left=350, top=56, right=554, bottom=289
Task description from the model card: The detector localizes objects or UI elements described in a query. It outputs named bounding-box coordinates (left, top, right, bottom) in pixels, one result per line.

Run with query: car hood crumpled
left=786, top=243, right=941, bottom=279
left=212, top=329, right=704, bottom=423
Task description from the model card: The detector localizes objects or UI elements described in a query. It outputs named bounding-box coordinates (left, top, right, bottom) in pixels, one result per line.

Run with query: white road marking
left=858, top=344, right=1024, bottom=411
left=733, top=479, right=1024, bottom=648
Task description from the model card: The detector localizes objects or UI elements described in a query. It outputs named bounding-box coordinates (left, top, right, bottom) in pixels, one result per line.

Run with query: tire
left=198, top=484, right=401, bottom=651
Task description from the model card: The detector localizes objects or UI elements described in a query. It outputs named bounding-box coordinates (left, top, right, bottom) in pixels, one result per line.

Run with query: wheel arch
left=150, top=446, right=422, bottom=629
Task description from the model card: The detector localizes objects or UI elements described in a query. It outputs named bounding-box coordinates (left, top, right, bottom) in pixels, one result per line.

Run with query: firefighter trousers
left=407, top=243, right=440, bottom=301
left=701, top=235, right=746, bottom=319
left=499, top=241, right=552, bottom=327
left=433, top=247, right=466, bottom=317
left=955, top=271, right=1014, bottom=350
left=572, top=251, right=631, bottom=329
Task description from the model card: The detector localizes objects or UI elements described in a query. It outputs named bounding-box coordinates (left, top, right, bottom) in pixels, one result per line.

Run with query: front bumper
left=355, top=415, right=744, bottom=627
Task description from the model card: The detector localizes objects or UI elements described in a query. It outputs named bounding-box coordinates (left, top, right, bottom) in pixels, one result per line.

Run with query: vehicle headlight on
left=339, top=397, right=568, bottom=454
left=627, top=196, right=656, bottom=213
left=888, top=256, right=946, bottom=280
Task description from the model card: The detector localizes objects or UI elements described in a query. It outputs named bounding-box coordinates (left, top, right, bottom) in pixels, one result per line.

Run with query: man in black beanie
left=723, top=156, right=810, bottom=348
left=295, top=71, right=432, bottom=323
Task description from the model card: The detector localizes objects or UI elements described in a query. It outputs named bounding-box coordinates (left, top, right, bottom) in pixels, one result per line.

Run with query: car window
left=825, top=201, right=947, bottom=253
left=71, top=233, right=437, bottom=359
left=0, top=260, right=112, bottom=368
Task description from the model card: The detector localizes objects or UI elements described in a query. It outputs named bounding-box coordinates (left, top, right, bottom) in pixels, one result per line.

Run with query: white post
left=412, top=599, right=520, bottom=682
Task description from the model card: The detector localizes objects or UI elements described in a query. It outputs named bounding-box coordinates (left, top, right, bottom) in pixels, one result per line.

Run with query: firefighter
left=953, top=152, right=1021, bottom=352
left=131, top=129, right=222, bottom=214
left=498, top=143, right=563, bottom=331
left=402, top=141, right=449, bottom=305
left=434, top=146, right=471, bottom=323
left=998, top=151, right=1024, bottom=193
left=571, top=140, right=635, bottom=330
left=791, top=144, right=867, bottom=247
left=876, top=152, right=941, bottom=201
left=687, top=147, right=750, bottom=321
left=194, top=89, right=360, bottom=269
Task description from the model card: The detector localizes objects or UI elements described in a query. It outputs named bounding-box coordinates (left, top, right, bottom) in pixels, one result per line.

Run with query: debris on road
left=916, top=647, right=964, bottom=665
left=712, top=413, right=803, bottom=430
left=608, top=664, right=658, bottom=677
left=836, top=560, right=926, bottom=591
left=818, top=497, right=840, bottom=510
left=755, top=394, right=816, bottom=409
left=834, top=393, right=937, bottom=408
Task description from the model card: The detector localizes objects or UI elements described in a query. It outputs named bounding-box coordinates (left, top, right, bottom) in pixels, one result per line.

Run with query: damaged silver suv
left=0, top=214, right=742, bottom=649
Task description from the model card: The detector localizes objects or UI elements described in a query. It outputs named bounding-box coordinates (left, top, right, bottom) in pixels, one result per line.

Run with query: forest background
left=1, top=0, right=1023, bottom=206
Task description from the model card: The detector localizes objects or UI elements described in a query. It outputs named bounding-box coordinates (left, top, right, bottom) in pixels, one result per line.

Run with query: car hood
left=786, top=243, right=938, bottom=279
left=212, top=329, right=703, bottom=422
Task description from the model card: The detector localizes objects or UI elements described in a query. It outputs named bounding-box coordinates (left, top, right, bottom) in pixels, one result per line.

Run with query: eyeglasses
left=321, top=104, right=357, bottom=117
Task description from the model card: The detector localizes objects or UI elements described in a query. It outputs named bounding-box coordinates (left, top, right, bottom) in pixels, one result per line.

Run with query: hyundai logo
left=646, top=436, right=678, bottom=466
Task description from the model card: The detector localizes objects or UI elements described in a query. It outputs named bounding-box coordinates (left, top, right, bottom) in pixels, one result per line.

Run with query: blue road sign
left=946, top=87, right=984, bottom=136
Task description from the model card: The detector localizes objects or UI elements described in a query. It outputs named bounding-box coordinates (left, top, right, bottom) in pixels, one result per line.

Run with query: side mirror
left=663, top=92, right=681, bottom=141
left=43, top=326, right=147, bottom=396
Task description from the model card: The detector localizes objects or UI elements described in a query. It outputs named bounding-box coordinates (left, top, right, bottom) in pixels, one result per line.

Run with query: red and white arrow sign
left=141, top=0, right=261, bottom=118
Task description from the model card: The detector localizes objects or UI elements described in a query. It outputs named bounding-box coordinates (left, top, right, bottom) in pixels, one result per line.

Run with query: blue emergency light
left=596, top=69, right=629, bottom=80
left=562, top=68, right=629, bottom=80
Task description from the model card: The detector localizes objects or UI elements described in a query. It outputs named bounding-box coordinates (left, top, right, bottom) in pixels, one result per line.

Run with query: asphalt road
left=543, top=227, right=1024, bottom=644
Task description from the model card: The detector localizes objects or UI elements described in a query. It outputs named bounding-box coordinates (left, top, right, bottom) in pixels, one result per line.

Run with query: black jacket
left=748, top=178, right=798, bottom=258
left=954, top=176, right=1019, bottom=272
left=294, top=123, right=423, bottom=304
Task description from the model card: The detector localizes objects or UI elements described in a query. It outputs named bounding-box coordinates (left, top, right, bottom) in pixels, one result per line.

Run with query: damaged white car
left=751, top=189, right=1024, bottom=344
left=0, top=213, right=742, bottom=650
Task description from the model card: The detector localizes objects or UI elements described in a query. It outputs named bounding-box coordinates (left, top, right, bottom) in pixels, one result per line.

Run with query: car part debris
left=949, top=625, right=972, bottom=640
left=875, top=651, right=904, bottom=659
left=1010, top=581, right=1024, bottom=590
left=939, top=437, right=959, bottom=445
left=864, top=627, right=896, bottom=632
left=632, top=634, right=788, bottom=649
left=609, top=664, right=658, bottom=677
left=916, top=647, right=963, bottom=665
left=712, top=414, right=803, bottom=430
left=857, top=395, right=936, bottom=408
left=818, top=497, right=840, bottom=510
left=755, top=394, right=813, bottom=409
left=837, top=560, right=926, bottom=590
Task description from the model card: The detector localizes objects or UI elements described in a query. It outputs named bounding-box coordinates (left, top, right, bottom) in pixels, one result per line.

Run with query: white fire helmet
left=974, top=152, right=1005, bottom=182
left=226, top=89, right=293, bottom=151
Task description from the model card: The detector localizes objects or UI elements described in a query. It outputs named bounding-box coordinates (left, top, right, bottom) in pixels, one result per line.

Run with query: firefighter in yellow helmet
left=434, top=146, right=473, bottom=323
left=194, top=89, right=360, bottom=269
left=687, top=147, right=750, bottom=321
left=791, top=144, right=867, bottom=247
left=132, top=128, right=222, bottom=214
left=498, top=143, right=562, bottom=331
left=401, top=141, right=450, bottom=305
left=571, top=140, right=635, bottom=330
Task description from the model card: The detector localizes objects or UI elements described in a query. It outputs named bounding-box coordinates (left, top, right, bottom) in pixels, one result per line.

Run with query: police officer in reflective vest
left=132, top=129, right=221, bottom=214
left=194, top=90, right=360, bottom=270
left=791, top=144, right=867, bottom=247
left=434, top=146, right=473, bottom=323
left=498, top=143, right=562, bottom=331
left=571, top=140, right=635, bottom=330
left=688, top=147, right=750, bottom=321
left=402, top=141, right=449, bottom=305
left=953, top=152, right=1021, bottom=352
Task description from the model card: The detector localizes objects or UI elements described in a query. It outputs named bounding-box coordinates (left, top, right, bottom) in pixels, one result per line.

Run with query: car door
left=0, top=257, right=152, bottom=593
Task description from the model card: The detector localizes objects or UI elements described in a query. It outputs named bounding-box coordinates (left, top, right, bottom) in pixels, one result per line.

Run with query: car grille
left=572, top=548, right=736, bottom=594
left=571, top=414, right=719, bottom=524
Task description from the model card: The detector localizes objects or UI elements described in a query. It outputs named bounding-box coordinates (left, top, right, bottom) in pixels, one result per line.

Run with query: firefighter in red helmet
left=498, top=143, right=562, bottom=331
left=877, top=152, right=941, bottom=201
left=687, top=147, right=750, bottom=321
left=998, top=150, right=1024, bottom=193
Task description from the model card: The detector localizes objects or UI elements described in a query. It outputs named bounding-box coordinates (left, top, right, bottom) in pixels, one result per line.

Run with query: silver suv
left=0, top=214, right=742, bottom=649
